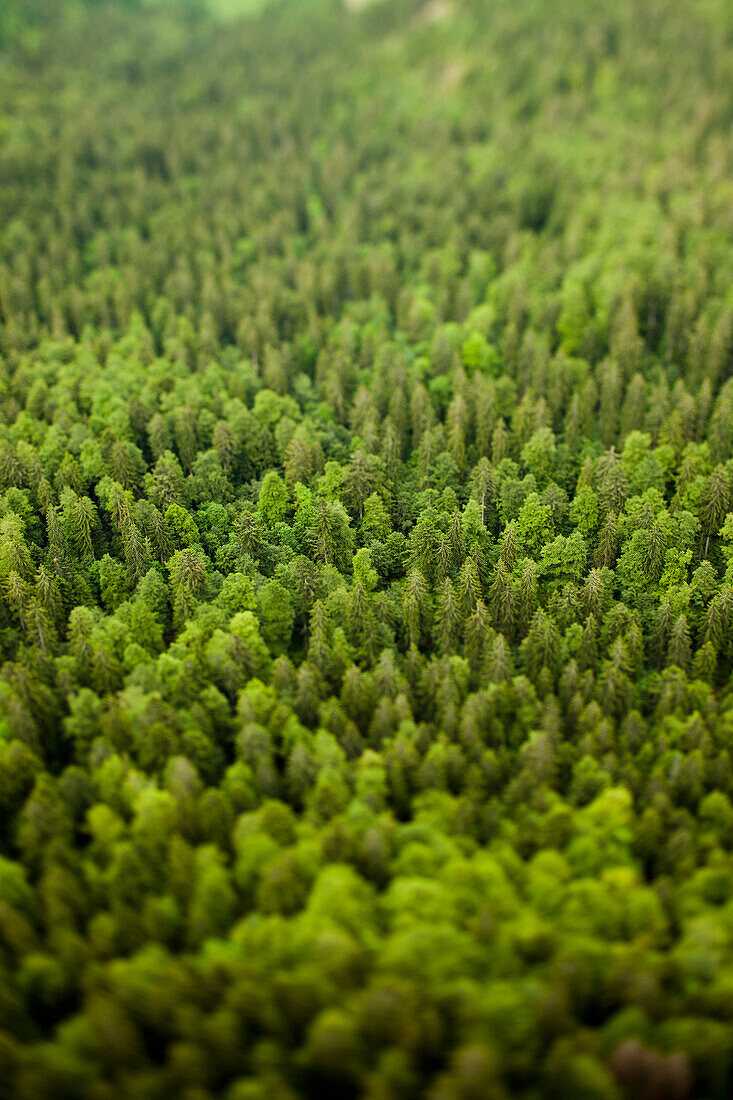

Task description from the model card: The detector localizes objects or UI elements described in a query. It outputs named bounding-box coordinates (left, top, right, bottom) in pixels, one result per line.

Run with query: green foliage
left=2, top=0, right=733, bottom=1094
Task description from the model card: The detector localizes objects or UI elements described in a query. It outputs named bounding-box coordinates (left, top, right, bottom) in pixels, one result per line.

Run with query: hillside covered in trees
left=2, top=0, right=733, bottom=1095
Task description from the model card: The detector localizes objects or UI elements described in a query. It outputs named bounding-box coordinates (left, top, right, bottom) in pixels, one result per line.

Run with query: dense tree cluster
left=2, top=0, right=733, bottom=1095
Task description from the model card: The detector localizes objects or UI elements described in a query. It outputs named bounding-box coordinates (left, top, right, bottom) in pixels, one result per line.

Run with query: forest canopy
left=2, top=0, right=733, bottom=1096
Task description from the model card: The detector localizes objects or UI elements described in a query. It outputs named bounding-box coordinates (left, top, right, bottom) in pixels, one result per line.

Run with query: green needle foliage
left=2, top=0, right=733, bottom=1095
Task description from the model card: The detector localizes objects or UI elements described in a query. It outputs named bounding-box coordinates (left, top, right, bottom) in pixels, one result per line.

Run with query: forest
left=2, top=0, right=733, bottom=1095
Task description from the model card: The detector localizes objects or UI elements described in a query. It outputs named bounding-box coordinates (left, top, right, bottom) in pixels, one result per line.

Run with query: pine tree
left=435, top=578, right=461, bottom=654
left=469, top=458, right=495, bottom=527
left=667, top=614, right=691, bottom=671
left=700, top=465, right=730, bottom=555
left=168, top=549, right=207, bottom=628
left=594, top=511, right=620, bottom=568
left=61, top=490, right=97, bottom=560
left=489, top=561, right=515, bottom=636
left=308, top=499, right=353, bottom=569
left=402, top=569, right=430, bottom=650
